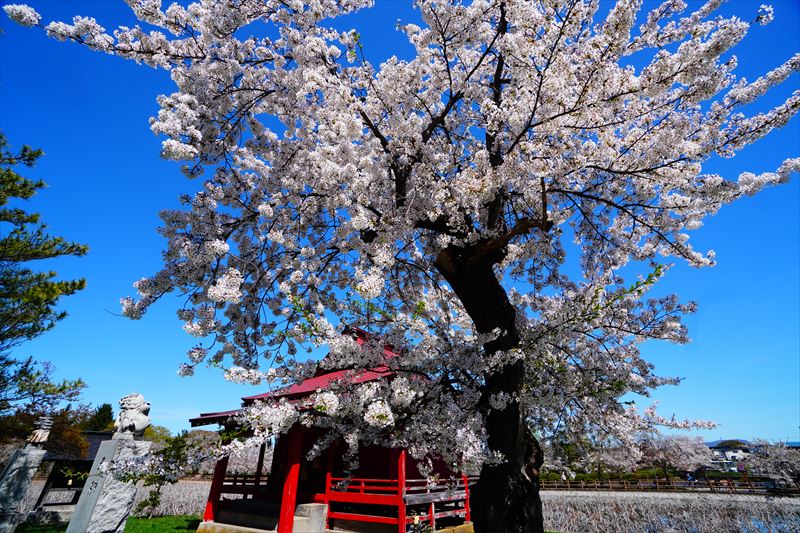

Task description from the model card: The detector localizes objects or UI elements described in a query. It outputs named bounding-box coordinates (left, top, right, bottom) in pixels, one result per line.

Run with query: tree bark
left=435, top=247, right=544, bottom=533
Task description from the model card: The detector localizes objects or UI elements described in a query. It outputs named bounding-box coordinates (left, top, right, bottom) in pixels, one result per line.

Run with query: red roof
left=189, top=327, right=399, bottom=427
left=242, top=366, right=394, bottom=403
left=189, top=409, right=243, bottom=427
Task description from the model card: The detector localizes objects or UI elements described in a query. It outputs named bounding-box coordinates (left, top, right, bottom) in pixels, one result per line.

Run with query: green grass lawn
left=125, top=515, right=201, bottom=532
left=17, top=515, right=201, bottom=533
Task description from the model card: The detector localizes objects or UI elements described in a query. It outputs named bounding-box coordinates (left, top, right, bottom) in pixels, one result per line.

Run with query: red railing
left=321, top=474, right=476, bottom=532
left=402, top=476, right=476, bottom=529
left=325, top=475, right=401, bottom=522
left=329, top=476, right=401, bottom=495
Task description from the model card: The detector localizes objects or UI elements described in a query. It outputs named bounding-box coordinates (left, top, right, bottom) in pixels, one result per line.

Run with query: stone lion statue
left=114, top=393, right=151, bottom=437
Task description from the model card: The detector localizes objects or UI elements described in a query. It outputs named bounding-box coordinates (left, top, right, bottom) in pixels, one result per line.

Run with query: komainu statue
left=114, top=393, right=151, bottom=437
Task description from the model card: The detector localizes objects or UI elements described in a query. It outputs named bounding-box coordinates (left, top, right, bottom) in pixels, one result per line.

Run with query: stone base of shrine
left=196, top=521, right=277, bottom=533
left=196, top=521, right=338, bottom=533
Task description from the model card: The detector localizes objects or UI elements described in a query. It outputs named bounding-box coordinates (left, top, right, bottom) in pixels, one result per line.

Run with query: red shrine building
left=191, top=328, right=475, bottom=533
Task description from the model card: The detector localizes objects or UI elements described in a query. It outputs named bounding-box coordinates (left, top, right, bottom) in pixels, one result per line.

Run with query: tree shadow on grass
left=15, top=524, right=67, bottom=533
left=173, top=517, right=200, bottom=530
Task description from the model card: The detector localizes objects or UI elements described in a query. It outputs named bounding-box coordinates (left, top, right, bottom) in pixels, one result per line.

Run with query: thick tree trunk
left=435, top=247, right=544, bottom=533
left=472, top=368, right=544, bottom=533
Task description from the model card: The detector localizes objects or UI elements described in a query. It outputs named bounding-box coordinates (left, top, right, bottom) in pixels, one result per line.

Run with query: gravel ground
left=544, top=489, right=800, bottom=505
left=541, top=490, right=800, bottom=532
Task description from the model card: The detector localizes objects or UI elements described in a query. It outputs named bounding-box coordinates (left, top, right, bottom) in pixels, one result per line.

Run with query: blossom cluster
left=3, top=3, right=37, bottom=26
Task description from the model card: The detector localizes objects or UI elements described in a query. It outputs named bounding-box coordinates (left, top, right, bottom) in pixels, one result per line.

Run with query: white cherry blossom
left=3, top=3, right=38, bottom=26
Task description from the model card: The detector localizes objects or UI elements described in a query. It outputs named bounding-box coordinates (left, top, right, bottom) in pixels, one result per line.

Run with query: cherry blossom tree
left=639, top=434, right=712, bottom=479
left=746, top=440, right=800, bottom=485
left=587, top=440, right=642, bottom=478
left=5, top=1, right=798, bottom=531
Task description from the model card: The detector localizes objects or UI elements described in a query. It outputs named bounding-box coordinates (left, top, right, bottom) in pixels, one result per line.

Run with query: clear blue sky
left=0, top=1, right=797, bottom=442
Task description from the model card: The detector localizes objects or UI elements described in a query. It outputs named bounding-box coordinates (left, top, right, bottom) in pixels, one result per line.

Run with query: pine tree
left=0, top=132, right=88, bottom=351
left=0, top=133, right=86, bottom=415
left=82, top=403, right=114, bottom=432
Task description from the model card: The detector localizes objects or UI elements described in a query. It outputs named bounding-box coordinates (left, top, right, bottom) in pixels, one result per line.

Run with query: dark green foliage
left=0, top=355, right=84, bottom=417
left=82, top=403, right=114, bottom=431
left=0, top=132, right=88, bottom=352
left=142, top=424, right=173, bottom=446
left=0, top=269, right=84, bottom=351
left=716, top=440, right=749, bottom=449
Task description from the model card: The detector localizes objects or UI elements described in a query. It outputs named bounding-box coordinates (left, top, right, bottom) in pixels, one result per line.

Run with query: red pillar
left=324, top=470, right=332, bottom=529
left=462, top=473, right=471, bottom=522
left=397, top=449, right=406, bottom=533
left=203, top=456, right=229, bottom=522
left=278, top=428, right=302, bottom=533
left=324, top=444, right=334, bottom=529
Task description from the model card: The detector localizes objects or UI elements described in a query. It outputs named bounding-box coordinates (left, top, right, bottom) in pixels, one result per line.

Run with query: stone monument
left=0, top=416, right=53, bottom=532
left=66, top=394, right=152, bottom=533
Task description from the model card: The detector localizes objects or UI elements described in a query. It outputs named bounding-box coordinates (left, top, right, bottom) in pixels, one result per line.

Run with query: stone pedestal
left=294, top=503, right=327, bottom=532
left=66, top=437, right=151, bottom=533
left=0, top=445, right=47, bottom=532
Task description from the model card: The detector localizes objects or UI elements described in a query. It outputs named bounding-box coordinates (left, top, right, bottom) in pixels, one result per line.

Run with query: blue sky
left=0, top=1, right=797, bottom=441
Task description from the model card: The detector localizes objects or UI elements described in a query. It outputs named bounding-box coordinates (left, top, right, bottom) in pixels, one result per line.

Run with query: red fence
left=321, top=474, right=477, bottom=532
left=540, top=478, right=799, bottom=495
